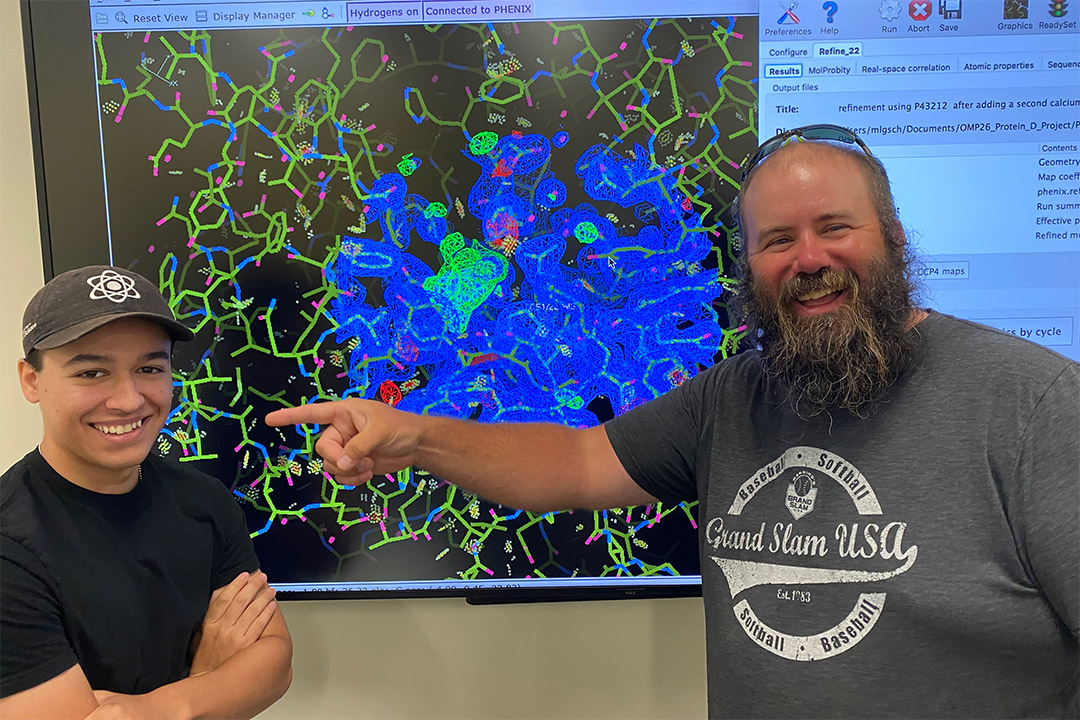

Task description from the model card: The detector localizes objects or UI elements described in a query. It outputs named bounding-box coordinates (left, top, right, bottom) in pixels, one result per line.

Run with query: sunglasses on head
left=739, top=124, right=872, bottom=182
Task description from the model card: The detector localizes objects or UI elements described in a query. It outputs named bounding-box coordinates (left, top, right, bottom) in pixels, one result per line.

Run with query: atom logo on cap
left=87, top=269, right=142, bottom=304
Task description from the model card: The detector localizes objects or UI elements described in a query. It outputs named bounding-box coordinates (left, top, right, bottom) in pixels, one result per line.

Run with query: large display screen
left=22, top=0, right=1079, bottom=599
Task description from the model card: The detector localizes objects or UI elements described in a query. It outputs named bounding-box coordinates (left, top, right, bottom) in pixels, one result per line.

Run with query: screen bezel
left=22, top=0, right=113, bottom=277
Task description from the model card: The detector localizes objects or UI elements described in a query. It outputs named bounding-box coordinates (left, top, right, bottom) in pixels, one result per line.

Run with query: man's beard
left=736, top=248, right=918, bottom=417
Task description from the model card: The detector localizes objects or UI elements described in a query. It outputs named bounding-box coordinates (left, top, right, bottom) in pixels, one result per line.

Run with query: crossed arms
left=0, top=571, right=291, bottom=720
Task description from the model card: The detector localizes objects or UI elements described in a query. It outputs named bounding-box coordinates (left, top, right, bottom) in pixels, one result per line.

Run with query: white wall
left=0, top=2, right=707, bottom=717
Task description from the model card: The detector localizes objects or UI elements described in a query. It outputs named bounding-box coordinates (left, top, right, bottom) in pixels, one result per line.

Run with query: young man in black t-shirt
left=1, top=266, right=292, bottom=718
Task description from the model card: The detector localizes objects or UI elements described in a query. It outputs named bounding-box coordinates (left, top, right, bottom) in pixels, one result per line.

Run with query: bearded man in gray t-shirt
left=266, top=126, right=1079, bottom=718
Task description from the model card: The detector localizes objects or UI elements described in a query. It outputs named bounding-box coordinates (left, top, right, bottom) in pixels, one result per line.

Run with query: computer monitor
left=21, top=0, right=1079, bottom=600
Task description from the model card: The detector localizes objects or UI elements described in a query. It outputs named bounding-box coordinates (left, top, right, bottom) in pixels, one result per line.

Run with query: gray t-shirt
left=606, top=311, right=1079, bottom=718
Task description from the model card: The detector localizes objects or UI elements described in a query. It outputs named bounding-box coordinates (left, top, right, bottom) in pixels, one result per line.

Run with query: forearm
left=163, top=633, right=291, bottom=719
left=266, top=398, right=655, bottom=512
left=413, top=416, right=641, bottom=511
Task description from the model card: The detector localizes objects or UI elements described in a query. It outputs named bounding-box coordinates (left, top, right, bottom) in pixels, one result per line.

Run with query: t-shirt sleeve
left=0, top=537, right=79, bottom=697
left=604, top=363, right=720, bottom=503
left=1013, top=363, right=1080, bottom=636
left=210, top=485, right=261, bottom=590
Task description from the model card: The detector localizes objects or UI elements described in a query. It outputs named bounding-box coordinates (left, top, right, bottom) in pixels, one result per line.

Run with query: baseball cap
left=21, top=265, right=195, bottom=356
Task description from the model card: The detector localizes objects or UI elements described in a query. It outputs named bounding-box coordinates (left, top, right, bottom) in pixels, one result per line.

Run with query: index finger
left=265, top=402, right=347, bottom=428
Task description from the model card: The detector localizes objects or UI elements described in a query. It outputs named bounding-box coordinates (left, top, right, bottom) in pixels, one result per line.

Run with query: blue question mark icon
left=822, top=1, right=837, bottom=21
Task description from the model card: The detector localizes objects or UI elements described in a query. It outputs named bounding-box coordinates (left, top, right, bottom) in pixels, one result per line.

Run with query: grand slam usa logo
left=705, top=446, right=919, bottom=661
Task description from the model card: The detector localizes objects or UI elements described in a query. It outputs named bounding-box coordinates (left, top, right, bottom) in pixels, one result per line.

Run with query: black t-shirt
left=0, top=450, right=258, bottom=697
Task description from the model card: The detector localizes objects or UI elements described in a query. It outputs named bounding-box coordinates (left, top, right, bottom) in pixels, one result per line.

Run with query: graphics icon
left=1003, top=0, right=1029, bottom=17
